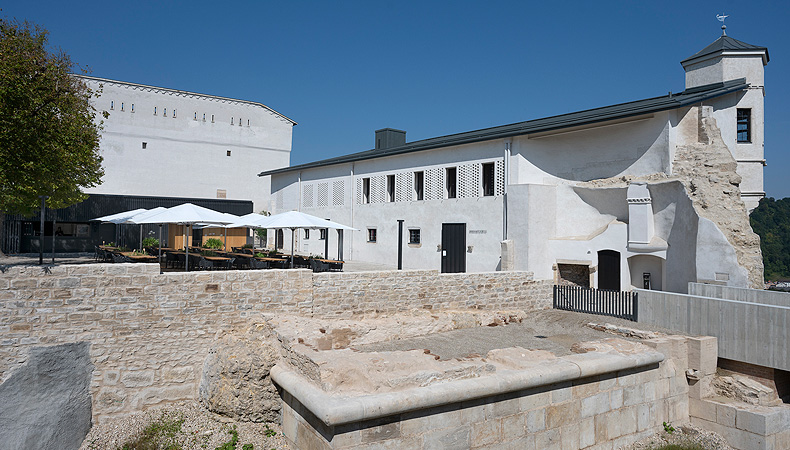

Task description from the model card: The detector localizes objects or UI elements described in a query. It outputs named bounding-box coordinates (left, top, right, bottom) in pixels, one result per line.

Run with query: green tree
left=255, top=210, right=272, bottom=245
left=750, top=197, right=790, bottom=280
left=0, top=18, right=104, bottom=215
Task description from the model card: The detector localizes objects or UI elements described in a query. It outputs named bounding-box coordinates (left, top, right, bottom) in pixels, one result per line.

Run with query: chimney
left=375, top=128, right=406, bottom=150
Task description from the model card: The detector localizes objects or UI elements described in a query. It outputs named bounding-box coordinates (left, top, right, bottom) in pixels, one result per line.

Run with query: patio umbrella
left=192, top=212, right=243, bottom=251
left=91, top=208, right=149, bottom=246
left=255, top=211, right=358, bottom=268
left=131, top=203, right=237, bottom=271
left=126, top=207, right=168, bottom=256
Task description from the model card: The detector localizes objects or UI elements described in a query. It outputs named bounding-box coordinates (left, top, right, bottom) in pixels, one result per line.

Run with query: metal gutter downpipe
left=503, top=139, right=511, bottom=241
left=349, top=163, right=355, bottom=261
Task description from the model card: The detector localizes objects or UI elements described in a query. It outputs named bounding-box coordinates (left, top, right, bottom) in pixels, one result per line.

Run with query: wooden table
left=121, top=252, right=158, bottom=263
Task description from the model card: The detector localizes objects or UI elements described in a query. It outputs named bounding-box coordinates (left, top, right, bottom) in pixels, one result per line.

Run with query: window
left=164, top=108, right=167, bottom=117
left=216, top=189, right=227, bottom=199
left=211, top=114, right=215, bottom=123
left=131, top=103, right=134, bottom=113
left=120, top=102, right=124, bottom=112
left=226, top=150, right=231, bottom=156
left=231, top=117, right=234, bottom=125
left=173, top=109, right=176, bottom=118
left=194, top=112, right=197, bottom=120
left=304, top=229, right=310, bottom=239
left=247, top=119, right=250, bottom=126
left=409, top=229, right=420, bottom=244
left=414, top=171, right=424, bottom=201
left=446, top=167, right=457, bottom=199
left=737, top=109, right=751, bottom=143
left=110, top=101, right=114, bottom=110
left=362, top=177, right=371, bottom=203
left=203, top=113, right=206, bottom=122
left=142, top=142, right=147, bottom=149
left=154, top=106, right=157, bottom=115
left=367, top=228, right=377, bottom=242
left=387, top=175, right=395, bottom=202
left=482, top=163, right=495, bottom=196
left=319, top=229, right=327, bottom=240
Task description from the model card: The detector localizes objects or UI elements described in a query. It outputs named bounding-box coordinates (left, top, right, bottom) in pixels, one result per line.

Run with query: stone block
left=688, top=336, right=717, bottom=376
left=560, top=422, right=580, bottom=450
left=623, top=384, right=644, bottom=407
left=620, top=406, right=638, bottom=436
left=120, top=369, right=155, bottom=388
left=737, top=407, right=790, bottom=436
left=606, top=410, right=622, bottom=440
left=519, top=390, right=550, bottom=412
left=581, top=392, right=610, bottom=418
left=610, top=389, right=623, bottom=409
left=550, top=382, right=572, bottom=403
left=422, top=425, right=470, bottom=450
left=688, top=375, right=714, bottom=399
left=717, top=402, right=737, bottom=427
left=360, top=420, right=400, bottom=443
left=500, top=413, right=525, bottom=438
left=525, top=408, right=545, bottom=433
left=471, top=418, right=501, bottom=447
left=534, top=428, right=561, bottom=450
left=579, top=417, right=595, bottom=448
left=546, top=401, right=579, bottom=429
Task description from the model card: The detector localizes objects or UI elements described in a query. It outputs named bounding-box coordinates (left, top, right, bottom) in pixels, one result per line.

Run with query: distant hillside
left=750, top=197, right=790, bottom=280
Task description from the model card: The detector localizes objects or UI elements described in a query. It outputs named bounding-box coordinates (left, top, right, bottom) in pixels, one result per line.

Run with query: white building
left=261, top=33, right=768, bottom=292
left=80, top=75, right=296, bottom=212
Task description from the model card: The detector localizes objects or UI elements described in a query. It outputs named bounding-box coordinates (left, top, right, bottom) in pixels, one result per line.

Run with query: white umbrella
left=192, top=213, right=242, bottom=251
left=91, top=208, right=149, bottom=246
left=131, top=203, right=238, bottom=271
left=226, top=212, right=272, bottom=229
left=126, top=207, right=168, bottom=254
left=255, top=211, right=358, bottom=267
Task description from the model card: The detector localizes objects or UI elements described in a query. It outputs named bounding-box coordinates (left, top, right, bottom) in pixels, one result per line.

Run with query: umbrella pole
left=139, top=226, right=143, bottom=251
left=185, top=225, right=190, bottom=272
left=224, top=228, right=227, bottom=251
left=158, top=224, right=163, bottom=270
left=290, top=228, right=295, bottom=269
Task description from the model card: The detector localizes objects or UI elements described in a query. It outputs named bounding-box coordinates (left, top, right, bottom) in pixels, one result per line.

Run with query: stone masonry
left=0, top=263, right=551, bottom=423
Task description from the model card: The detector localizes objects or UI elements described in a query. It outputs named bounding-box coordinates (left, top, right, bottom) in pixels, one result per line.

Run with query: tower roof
left=681, top=35, right=769, bottom=66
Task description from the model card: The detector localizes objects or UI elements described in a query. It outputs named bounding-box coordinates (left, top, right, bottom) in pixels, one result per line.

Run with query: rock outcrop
left=199, top=325, right=281, bottom=423
left=0, top=342, right=93, bottom=450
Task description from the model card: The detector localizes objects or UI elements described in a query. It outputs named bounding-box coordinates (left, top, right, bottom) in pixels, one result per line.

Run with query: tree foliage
left=0, top=18, right=104, bottom=215
left=750, top=197, right=790, bottom=280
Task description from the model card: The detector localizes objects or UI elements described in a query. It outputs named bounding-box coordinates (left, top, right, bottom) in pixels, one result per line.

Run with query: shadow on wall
left=514, top=117, right=669, bottom=181
left=0, top=342, right=94, bottom=450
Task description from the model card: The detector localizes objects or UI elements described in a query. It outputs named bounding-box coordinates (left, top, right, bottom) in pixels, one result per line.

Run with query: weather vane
left=716, top=14, right=729, bottom=36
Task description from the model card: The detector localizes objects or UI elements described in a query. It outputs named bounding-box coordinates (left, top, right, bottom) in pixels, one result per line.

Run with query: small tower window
left=446, top=167, right=457, bottom=199
left=131, top=103, right=135, bottom=113
left=154, top=107, right=157, bottom=115
left=173, top=109, right=176, bottom=118
left=110, top=101, right=114, bottom=110
left=211, top=114, right=215, bottom=123
left=194, top=112, right=197, bottom=120
left=231, top=117, right=234, bottom=125
left=203, top=113, right=206, bottom=122
left=238, top=118, right=241, bottom=126
left=163, top=108, right=167, bottom=117
left=226, top=150, right=231, bottom=157
left=482, top=163, right=495, bottom=196
left=142, top=142, right=147, bottom=149
left=247, top=119, right=250, bottom=126
left=737, top=109, right=751, bottom=143
left=120, top=102, right=124, bottom=112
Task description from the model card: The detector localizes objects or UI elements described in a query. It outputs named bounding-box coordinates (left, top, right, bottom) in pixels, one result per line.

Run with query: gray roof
left=259, top=78, right=748, bottom=177
left=681, top=35, right=769, bottom=66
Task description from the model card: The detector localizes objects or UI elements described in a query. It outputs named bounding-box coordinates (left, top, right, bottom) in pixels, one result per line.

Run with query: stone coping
left=271, top=348, right=664, bottom=427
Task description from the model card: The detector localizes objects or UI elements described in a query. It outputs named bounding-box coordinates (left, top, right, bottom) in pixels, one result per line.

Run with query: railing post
left=633, top=292, right=638, bottom=321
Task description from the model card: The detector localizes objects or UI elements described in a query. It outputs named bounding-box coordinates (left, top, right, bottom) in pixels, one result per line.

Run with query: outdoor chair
left=111, top=253, right=131, bottom=263
left=250, top=258, right=270, bottom=270
left=232, top=257, right=251, bottom=270
left=328, top=260, right=344, bottom=271
left=309, top=259, right=330, bottom=273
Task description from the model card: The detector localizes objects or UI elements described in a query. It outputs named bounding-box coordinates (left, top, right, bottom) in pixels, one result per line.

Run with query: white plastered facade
left=267, top=36, right=767, bottom=292
left=80, top=76, right=295, bottom=212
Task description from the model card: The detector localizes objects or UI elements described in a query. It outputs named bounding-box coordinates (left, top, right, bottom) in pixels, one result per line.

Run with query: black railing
left=553, top=285, right=638, bottom=321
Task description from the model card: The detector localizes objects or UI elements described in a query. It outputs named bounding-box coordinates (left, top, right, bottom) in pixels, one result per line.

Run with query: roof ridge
left=681, top=35, right=769, bottom=65
left=259, top=79, right=748, bottom=177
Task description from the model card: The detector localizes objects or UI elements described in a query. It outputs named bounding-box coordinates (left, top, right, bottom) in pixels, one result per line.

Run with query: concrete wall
left=81, top=76, right=294, bottom=212
left=0, top=264, right=549, bottom=423
left=636, top=289, right=790, bottom=372
left=688, top=282, right=790, bottom=307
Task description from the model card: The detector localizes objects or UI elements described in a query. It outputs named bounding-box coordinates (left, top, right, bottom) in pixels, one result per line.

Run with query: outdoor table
left=121, top=252, right=158, bottom=263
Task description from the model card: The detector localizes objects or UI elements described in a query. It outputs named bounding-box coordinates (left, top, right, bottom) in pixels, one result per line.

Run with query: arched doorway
left=597, top=250, right=621, bottom=290
left=276, top=229, right=284, bottom=249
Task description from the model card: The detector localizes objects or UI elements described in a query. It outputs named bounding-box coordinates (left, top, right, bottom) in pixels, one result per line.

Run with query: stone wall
left=0, top=264, right=550, bottom=422
left=311, top=270, right=552, bottom=316
left=278, top=336, right=691, bottom=450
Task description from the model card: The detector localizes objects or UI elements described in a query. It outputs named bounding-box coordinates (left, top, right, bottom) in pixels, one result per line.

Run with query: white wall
left=81, top=76, right=294, bottom=212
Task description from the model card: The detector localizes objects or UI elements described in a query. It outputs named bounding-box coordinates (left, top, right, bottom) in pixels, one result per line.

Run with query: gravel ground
left=79, top=401, right=291, bottom=450
left=625, top=423, right=735, bottom=450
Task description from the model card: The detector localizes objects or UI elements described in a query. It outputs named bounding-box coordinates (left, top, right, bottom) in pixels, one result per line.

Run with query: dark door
left=441, top=223, right=466, bottom=273
left=276, top=229, right=284, bottom=249
left=597, top=250, right=621, bottom=290
left=191, top=228, right=203, bottom=247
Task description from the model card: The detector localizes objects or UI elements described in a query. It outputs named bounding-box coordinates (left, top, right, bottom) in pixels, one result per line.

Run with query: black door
left=276, top=229, right=284, bottom=249
left=597, top=250, right=621, bottom=290
left=191, top=228, right=203, bottom=247
left=441, top=223, right=466, bottom=273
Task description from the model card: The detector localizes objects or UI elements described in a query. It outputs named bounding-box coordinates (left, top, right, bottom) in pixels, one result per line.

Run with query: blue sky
left=5, top=1, right=788, bottom=199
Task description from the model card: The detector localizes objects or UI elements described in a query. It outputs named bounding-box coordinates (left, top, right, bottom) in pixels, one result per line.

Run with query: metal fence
left=553, top=285, right=639, bottom=321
